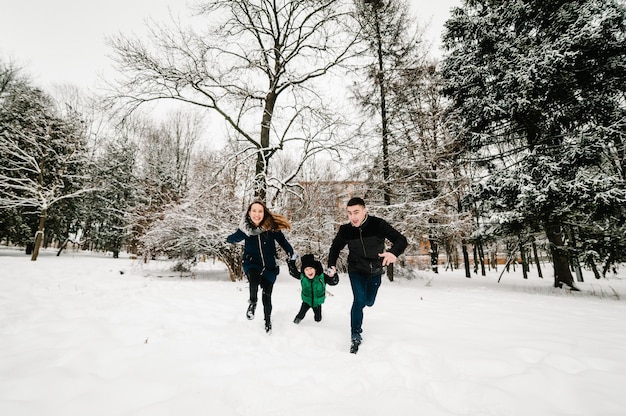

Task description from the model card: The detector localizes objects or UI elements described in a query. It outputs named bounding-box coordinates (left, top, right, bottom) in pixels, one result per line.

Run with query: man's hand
left=378, top=252, right=397, bottom=266
left=326, top=266, right=337, bottom=277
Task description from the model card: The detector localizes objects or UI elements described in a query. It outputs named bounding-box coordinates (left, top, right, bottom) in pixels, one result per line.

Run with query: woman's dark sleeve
left=288, top=259, right=300, bottom=279
left=226, top=228, right=246, bottom=244
left=275, top=230, right=294, bottom=257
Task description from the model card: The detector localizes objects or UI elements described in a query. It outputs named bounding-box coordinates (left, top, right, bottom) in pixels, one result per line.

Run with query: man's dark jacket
left=328, top=215, right=408, bottom=276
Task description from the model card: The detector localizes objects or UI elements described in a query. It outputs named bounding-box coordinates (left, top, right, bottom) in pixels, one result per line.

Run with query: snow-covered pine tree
left=80, top=135, right=138, bottom=257
left=441, top=0, right=626, bottom=287
left=0, top=63, right=92, bottom=260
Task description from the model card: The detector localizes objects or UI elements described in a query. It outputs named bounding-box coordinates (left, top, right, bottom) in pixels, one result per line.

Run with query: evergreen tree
left=352, top=0, right=428, bottom=203
left=0, top=63, right=92, bottom=260
left=81, top=135, right=138, bottom=257
left=441, top=0, right=626, bottom=287
left=0, top=62, right=34, bottom=246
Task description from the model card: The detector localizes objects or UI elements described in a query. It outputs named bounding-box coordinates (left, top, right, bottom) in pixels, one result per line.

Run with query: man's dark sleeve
left=381, top=220, right=408, bottom=257
left=327, top=227, right=347, bottom=268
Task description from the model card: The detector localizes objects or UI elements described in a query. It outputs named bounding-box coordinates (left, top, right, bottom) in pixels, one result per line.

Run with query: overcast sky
left=0, top=0, right=460, bottom=91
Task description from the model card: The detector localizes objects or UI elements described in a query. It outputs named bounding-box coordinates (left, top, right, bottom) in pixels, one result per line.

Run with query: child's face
left=304, top=266, right=316, bottom=279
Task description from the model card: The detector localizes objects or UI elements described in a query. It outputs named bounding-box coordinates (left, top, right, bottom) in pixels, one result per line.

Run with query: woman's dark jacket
left=327, top=215, right=407, bottom=277
left=227, top=223, right=293, bottom=283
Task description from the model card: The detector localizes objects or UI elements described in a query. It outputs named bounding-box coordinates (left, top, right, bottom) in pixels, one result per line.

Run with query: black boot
left=246, top=303, right=256, bottom=320
left=265, top=320, right=272, bottom=334
left=350, top=334, right=362, bottom=354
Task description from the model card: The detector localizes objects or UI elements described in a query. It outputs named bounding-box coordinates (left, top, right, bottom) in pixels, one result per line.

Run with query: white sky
left=0, top=0, right=460, bottom=91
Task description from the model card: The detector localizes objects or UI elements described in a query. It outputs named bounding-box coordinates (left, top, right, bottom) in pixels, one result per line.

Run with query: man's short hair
left=347, top=197, right=366, bottom=207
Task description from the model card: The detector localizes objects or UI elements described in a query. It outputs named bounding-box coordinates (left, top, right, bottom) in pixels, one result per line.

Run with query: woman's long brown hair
left=246, top=200, right=291, bottom=231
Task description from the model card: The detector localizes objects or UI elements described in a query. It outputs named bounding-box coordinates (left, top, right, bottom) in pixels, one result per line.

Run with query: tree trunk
left=473, top=244, right=478, bottom=275
left=589, top=261, right=602, bottom=279
left=489, top=250, right=497, bottom=271
left=519, top=241, right=528, bottom=279
left=256, top=90, right=277, bottom=201
left=601, top=254, right=615, bottom=278
left=372, top=5, right=393, bottom=276
left=532, top=241, right=543, bottom=278
left=566, top=227, right=584, bottom=283
left=56, top=239, right=69, bottom=256
left=462, top=242, right=471, bottom=278
left=369, top=3, right=391, bottom=206
left=31, top=209, right=47, bottom=261
left=477, top=240, right=486, bottom=276
left=544, top=223, right=579, bottom=290
left=386, top=263, right=394, bottom=282
left=429, top=237, right=439, bottom=273
left=222, top=246, right=244, bottom=282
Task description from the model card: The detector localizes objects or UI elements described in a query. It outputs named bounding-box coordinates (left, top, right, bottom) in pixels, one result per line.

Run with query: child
left=288, top=254, right=338, bottom=323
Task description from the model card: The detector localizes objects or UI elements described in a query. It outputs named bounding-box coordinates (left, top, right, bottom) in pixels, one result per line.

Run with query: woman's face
left=248, top=203, right=265, bottom=227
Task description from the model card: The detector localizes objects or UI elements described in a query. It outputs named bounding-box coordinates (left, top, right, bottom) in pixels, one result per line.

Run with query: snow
left=1, top=248, right=625, bottom=416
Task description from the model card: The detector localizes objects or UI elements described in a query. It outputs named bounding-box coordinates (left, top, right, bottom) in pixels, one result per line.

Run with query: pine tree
left=0, top=64, right=92, bottom=260
left=441, top=0, right=626, bottom=287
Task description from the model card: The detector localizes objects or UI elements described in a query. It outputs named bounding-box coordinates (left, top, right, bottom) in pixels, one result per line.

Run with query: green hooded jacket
left=300, top=273, right=326, bottom=307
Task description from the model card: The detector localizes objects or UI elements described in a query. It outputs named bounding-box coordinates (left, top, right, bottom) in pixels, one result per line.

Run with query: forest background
left=1, top=0, right=625, bottom=290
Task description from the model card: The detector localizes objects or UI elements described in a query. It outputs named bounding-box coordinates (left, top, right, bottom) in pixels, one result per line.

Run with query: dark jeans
left=247, top=269, right=274, bottom=322
left=296, top=302, right=322, bottom=321
left=349, top=271, right=381, bottom=340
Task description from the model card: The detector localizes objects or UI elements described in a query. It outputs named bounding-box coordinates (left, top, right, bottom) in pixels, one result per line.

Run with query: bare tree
left=106, top=0, right=360, bottom=202
left=141, top=146, right=247, bottom=281
left=352, top=0, right=429, bottom=280
left=353, top=0, right=427, bottom=205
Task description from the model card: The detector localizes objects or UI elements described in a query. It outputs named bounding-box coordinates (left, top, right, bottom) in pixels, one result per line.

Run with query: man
left=327, top=197, right=408, bottom=353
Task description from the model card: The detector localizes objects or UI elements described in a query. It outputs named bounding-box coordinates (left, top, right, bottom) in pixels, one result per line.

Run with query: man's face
left=347, top=204, right=367, bottom=227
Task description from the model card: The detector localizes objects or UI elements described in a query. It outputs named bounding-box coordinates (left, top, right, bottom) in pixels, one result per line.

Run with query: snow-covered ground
left=1, top=247, right=625, bottom=416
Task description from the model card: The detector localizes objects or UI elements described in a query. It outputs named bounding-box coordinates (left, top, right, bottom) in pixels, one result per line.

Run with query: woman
left=226, top=201, right=295, bottom=334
